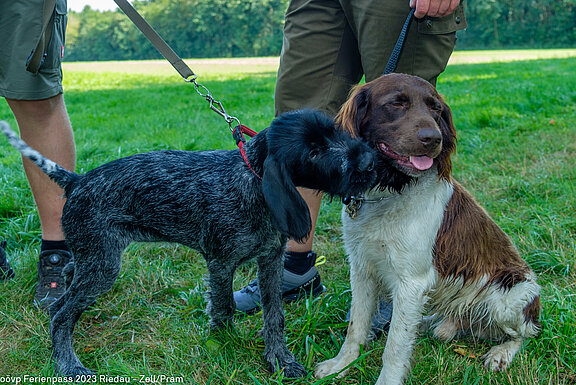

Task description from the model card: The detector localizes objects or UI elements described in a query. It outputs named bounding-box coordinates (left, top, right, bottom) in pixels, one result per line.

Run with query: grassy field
left=0, top=49, right=575, bottom=384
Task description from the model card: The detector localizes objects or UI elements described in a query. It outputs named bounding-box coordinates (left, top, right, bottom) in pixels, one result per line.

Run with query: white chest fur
left=342, top=173, right=454, bottom=286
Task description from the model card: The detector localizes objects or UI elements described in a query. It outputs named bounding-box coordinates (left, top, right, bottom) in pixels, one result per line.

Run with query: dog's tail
left=1, top=120, right=78, bottom=189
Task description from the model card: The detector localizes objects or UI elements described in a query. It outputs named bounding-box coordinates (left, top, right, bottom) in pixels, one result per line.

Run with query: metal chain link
left=185, top=76, right=240, bottom=131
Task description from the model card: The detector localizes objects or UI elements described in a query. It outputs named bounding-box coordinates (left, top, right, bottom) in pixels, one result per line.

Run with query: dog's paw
left=265, top=350, right=306, bottom=378
left=315, top=358, right=350, bottom=379
left=268, top=358, right=307, bottom=378
left=59, top=365, right=96, bottom=378
left=482, top=344, right=516, bottom=372
left=53, top=355, right=95, bottom=378
left=282, top=361, right=307, bottom=378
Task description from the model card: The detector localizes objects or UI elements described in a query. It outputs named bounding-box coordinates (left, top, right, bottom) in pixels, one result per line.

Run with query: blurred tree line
left=458, top=0, right=576, bottom=48
left=65, top=0, right=576, bottom=62
left=65, top=0, right=286, bottom=61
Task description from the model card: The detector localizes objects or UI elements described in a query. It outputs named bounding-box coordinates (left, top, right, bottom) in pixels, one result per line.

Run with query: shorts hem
left=0, top=86, right=63, bottom=101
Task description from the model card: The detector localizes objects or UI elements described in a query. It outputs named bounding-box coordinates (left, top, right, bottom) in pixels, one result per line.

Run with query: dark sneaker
left=234, top=254, right=326, bottom=315
left=346, top=300, right=393, bottom=341
left=0, top=241, right=15, bottom=280
left=34, top=249, right=72, bottom=311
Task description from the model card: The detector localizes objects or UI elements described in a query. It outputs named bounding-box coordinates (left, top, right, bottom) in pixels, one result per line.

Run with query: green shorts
left=275, top=0, right=467, bottom=115
left=0, top=0, right=68, bottom=100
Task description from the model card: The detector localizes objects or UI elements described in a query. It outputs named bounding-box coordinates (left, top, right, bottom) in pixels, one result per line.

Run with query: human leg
left=7, top=95, right=76, bottom=308
left=7, top=95, right=75, bottom=241
left=234, top=0, right=362, bottom=313
left=0, top=0, right=73, bottom=306
left=276, top=0, right=364, bottom=257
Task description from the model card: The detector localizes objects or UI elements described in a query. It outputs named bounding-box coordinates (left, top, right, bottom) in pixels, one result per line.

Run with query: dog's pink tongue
left=409, top=155, right=434, bottom=171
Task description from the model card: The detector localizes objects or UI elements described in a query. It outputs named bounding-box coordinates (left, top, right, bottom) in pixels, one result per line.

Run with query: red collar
left=233, top=125, right=261, bottom=179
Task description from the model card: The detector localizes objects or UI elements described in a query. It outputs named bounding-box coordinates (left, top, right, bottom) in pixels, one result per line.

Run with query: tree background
left=65, top=0, right=576, bottom=62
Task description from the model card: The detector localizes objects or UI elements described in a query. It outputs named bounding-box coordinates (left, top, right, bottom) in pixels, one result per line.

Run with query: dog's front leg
left=315, top=259, right=379, bottom=379
left=258, top=251, right=306, bottom=378
left=375, top=271, right=434, bottom=385
left=206, top=259, right=236, bottom=330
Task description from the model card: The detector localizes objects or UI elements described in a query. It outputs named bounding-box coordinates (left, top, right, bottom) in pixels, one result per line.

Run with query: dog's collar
left=343, top=194, right=390, bottom=218
left=238, top=141, right=262, bottom=180
left=233, top=124, right=262, bottom=180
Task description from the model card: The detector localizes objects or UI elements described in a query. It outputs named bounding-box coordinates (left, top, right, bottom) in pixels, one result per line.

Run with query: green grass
left=1, top=50, right=575, bottom=384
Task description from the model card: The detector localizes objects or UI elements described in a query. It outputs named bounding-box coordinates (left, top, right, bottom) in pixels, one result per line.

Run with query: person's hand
left=410, top=0, right=460, bottom=18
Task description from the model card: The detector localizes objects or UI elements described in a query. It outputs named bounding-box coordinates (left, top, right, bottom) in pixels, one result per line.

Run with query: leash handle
left=114, top=0, right=195, bottom=80
left=383, top=7, right=416, bottom=75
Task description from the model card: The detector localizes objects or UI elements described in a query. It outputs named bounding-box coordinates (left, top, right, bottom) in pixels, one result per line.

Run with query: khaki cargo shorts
left=275, top=0, right=467, bottom=115
left=0, top=0, right=68, bottom=100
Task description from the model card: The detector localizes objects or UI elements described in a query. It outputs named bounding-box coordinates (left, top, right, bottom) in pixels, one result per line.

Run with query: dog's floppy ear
left=336, top=84, right=370, bottom=137
left=436, top=100, right=457, bottom=181
left=262, top=157, right=312, bottom=242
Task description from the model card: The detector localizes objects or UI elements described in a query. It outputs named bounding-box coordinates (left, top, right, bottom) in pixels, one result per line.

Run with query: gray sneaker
left=234, top=259, right=325, bottom=315
left=0, top=241, right=15, bottom=280
left=34, top=249, right=72, bottom=311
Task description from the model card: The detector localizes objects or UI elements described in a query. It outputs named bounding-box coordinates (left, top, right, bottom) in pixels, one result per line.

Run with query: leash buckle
left=184, top=74, right=198, bottom=83
left=344, top=195, right=364, bottom=219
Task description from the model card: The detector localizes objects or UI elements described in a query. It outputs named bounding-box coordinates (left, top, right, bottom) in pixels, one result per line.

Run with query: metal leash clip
left=187, top=76, right=241, bottom=130
left=343, top=195, right=364, bottom=219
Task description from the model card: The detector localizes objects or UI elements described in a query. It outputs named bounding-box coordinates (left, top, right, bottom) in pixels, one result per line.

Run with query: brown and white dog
left=315, top=74, right=541, bottom=385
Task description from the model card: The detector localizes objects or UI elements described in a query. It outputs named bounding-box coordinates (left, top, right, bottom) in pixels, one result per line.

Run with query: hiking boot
left=346, top=300, right=393, bottom=341
left=234, top=252, right=326, bottom=315
left=34, top=249, right=72, bottom=311
left=0, top=241, right=15, bottom=280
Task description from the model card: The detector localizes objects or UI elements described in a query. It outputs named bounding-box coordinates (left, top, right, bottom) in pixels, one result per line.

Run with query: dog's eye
left=310, top=148, right=321, bottom=158
left=389, top=101, right=407, bottom=109
left=427, top=99, right=443, bottom=113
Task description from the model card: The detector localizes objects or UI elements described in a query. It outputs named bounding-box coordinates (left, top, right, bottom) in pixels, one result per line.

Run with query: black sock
left=40, top=239, right=69, bottom=253
left=284, top=250, right=316, bottom=275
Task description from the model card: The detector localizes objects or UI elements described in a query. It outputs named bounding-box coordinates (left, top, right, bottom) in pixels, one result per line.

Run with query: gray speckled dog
left=1, top=110, right=377, bottom=378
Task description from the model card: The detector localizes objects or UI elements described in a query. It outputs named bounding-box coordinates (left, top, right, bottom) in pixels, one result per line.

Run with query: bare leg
left=286, top=187, right=322, bottom=252
left=6, top=94, right=75, bottom=241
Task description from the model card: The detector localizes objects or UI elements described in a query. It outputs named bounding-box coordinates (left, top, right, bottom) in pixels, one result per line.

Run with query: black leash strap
left=383, top=7, right=416, bottom=75
left=113, top=0, right=195, bottom=81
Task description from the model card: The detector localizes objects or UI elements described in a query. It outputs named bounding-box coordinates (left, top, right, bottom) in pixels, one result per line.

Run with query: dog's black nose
left=418, top=128, right=442, bottom=148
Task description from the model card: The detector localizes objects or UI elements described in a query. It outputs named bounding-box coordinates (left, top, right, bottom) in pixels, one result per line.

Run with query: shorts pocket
left=40, top=0, right=67, bottom=72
